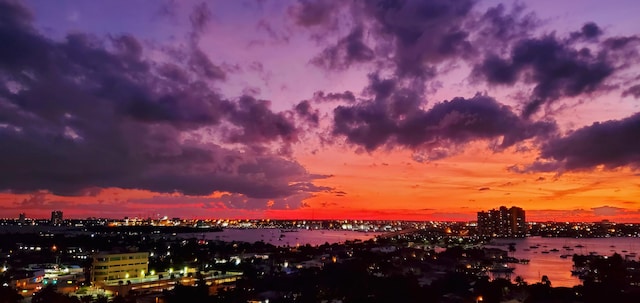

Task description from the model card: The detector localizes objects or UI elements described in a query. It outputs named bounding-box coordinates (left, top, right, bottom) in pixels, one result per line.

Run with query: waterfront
left=182, top=228, right=383, bottom=246
left=182, top=230, right=640, bottom=287
left=490, top=237, right=640, bottom=287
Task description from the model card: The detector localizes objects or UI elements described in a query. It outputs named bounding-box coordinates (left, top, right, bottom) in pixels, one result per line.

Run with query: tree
left=32, top=285, right=74, bottom=303
left=541, top=275, right=551, bottom=287
left=0, top=286, right=23, bottom=303
left=515, top=276, right=527, bottom=287
left=94, top=294, right=108, bottom=303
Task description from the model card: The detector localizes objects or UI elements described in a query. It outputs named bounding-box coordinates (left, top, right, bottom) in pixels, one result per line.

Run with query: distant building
left=19, top=213, right=26, bottom=225
left=50, top=210, right=63, bottom=226
left=477, top=206, right=526, bottom=237
left=91, top=251, right=149, bottom=284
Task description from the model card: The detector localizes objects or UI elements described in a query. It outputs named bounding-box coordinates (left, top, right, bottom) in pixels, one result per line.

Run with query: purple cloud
left=0, top=0, right=326, bottom=205
left=311, top=26, right=375, bottom=70
left=526, top=113, right=640, bottom=172
left=474, top=34, right=615, bottom=118
left=332, top=74, right=557, bottom=154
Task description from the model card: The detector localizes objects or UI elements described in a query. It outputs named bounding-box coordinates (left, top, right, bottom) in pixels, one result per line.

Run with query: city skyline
left=1, top=0, right=640, bottom=222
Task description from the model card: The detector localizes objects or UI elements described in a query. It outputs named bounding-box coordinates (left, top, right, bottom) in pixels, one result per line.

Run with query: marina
left=489, top=237, right=640, bottom=287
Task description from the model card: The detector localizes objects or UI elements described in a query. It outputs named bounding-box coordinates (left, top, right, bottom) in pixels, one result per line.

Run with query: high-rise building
left=18, top=213, right=26, bottom=225
left=51, top=210, right=63, bottom=226
left=507, top=206, right=526, bottom=236
left=477, top=206, right=526, bottom=237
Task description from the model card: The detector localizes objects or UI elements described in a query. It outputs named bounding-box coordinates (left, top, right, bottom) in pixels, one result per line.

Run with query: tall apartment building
left=50, top=210, right=63, bottom=226
left=91, top=251, right=149, bottom=284
left=477, top=206, right=526, bottom=237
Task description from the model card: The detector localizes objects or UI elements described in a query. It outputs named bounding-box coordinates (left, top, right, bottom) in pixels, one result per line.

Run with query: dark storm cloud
left=603, top=35, right=640, bottom=50
left=189, top=48, right=226, bottom=80
left=332, top=74, right=557, bottom=153
left=186, top=3, right=226, bottom=80
left=225, top=96, right=299, bottom=144
left=292, top=0, right=479, bottom=79
left=361, top=0, right=475, bottom=79
left=311, top=26, right=375, bottom=70
left=623, top=84, right=640, bottom=98
left=526, top=113, right=640, bottom=172
left=0, top=0, right=323, bottom=203
left=569, top=22, right=603, bottom=41
left=476, top=3, right=538, bottom=50
left=474, top=35, right=615, bottom=117
left=312, top=90, right=356, bottom=103
left=294, top=100, right=320, bottom=125
left=189, top=2, right=212, bottom=38
left=292, top=1, right=638, bottom=121
left=289, top=0, right=336, bottom=27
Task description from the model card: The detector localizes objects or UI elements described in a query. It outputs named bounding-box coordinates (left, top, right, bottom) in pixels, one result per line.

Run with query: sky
left=1, top=0, right=640, bottom=222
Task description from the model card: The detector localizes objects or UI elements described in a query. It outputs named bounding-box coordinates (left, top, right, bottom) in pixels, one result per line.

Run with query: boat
left=575, top=244, right=584, bottom=248
left=550, top=248, right=560, bottom=252
left=519, top=259, right=530, bottom=264
left=541, top=250, right=550, bottom=254
left=530, top=246, right=539, bottom=249
left=560, top=254, right=570, bottom=259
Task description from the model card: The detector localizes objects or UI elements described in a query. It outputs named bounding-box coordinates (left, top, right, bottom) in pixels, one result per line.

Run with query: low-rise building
left=91, top=251, right=149, bottom=284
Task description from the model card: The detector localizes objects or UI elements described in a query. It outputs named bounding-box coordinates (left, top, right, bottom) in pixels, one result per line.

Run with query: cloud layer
left=0, top=0, right=326, bottom=207
left=1, top=0, right=640, bottom=217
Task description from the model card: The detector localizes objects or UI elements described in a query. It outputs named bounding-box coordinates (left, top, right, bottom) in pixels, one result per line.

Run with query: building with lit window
left=50, top=210, right=63, bottom=226
left=90, top=251, right=149, bottom=284
left=477, top=206, right=526, bottom=237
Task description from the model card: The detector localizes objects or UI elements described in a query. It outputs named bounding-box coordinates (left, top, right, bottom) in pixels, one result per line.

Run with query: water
left=490, top=237, right=640, bottom=287
left=182, top=228, right=382, bottom=247
left=178, top=230, right=640, bottom=288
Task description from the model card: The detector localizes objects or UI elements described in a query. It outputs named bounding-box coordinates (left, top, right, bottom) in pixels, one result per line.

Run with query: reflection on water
left=490, top=237, right=640, bottom=287
left=182, top=229, right=382, bottom=247
left=178, top=230, right=638, bottom=288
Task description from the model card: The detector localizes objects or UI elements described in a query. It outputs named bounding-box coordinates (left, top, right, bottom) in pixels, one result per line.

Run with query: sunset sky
left=1, top=0, right=640, bottom=222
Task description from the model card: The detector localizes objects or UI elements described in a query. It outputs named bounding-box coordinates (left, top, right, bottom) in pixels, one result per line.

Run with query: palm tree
left=541, top=275, right=551, bottom=287
left=514, top=276, right=527, bottom=287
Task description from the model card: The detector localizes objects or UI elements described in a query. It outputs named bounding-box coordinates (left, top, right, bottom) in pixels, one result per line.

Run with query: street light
left=476, top=295, right=483, bottom=302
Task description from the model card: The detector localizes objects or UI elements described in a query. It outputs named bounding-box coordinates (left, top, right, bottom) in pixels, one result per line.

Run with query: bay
left=180, top=228, right=382, bottom=247
left=490, top=237, right=640, bottom=287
